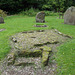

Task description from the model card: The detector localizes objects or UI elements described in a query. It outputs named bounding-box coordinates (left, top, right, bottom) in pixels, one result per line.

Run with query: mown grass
left=0, top=15, right=75, bottom=75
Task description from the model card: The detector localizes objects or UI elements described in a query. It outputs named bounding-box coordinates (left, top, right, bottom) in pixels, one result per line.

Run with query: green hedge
left=19, top=8, right=59, bottom=16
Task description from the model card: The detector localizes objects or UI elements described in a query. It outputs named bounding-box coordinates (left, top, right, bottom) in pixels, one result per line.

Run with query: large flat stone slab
left=0, top=29, right=72, bottom=75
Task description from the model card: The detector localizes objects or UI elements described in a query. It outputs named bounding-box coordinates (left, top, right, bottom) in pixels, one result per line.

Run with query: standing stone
left=0, top=17, right=4, bottom=24
left=64, top=6, right=75, bottom=25
left=36, top=11, right=45, bottom=23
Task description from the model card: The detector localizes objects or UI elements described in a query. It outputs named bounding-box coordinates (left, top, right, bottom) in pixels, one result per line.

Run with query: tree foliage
left=0, top=0, right=75, bottom=14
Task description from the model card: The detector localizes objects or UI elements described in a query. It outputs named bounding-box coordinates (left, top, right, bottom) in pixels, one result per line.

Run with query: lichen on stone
left=7, top=52, right=16, bottom=65
left=42, top=51, right=50, bottom=66
left=40, top=46, right=51, bottom=52
left=17, top=50, right=42, bottom=57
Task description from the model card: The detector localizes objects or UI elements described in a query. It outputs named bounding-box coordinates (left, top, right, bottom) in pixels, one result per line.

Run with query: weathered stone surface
left=40, top=46, right=51, bottom=52
left=14, top=57, right=40, bottom=66
left=7, top=52, right=15, bottom=65
left=36, top=11, right=45, bottom=23
left=0, top=29, right=71, bottom=75
left=42, top=51, right=49, bottom=66
left=64, top=6, right=75, bottom=25
left=13, top=30, right=61, bottom=50
left=0, top=17, right=4, bottom=23
left=17, top=50, right=42, bottom=57
left=7, top=50, right=42, bottom=65
left=6, top=30, right=70, bottom=66
left=40, top=46, right=51, bottom=65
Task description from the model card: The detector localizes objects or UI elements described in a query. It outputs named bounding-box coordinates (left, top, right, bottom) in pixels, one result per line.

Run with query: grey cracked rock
left=64, top=6, right=75, bottom=25
left=0, top=17, right=4, bottom=24
left=36, top=11, right=45, bottom=23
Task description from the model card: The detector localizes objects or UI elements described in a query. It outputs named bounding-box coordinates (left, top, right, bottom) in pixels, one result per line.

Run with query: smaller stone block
left=0, top=17, right=4, bottom=24
left=36, top=11, right=45, bottom=23
left=40, top=46, right=51, bottom=65
left=7, top=52, right=15, bottom=65
left=17, top=50, right=42, bottom=57
left=42, top=51, right=49, bottom=66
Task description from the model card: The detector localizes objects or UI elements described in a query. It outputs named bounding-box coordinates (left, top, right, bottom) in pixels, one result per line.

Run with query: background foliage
left=0, top=9, right=7, bottom=17
left=0, top=0, right=75, bottom=14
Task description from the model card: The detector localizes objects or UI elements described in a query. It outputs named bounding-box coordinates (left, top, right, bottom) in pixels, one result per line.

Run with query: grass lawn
left=0, top=15, right=75, bottom=75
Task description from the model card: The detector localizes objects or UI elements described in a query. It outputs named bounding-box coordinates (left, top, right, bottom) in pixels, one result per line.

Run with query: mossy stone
left=42, top=51, right=49, bottom=65
left=40, top=46, right=51, bottom=65
left=40, top=46, right=51, bottom=52
left=18, top=50, right=42, bottom=57
left=7, top=52, right=16, bottom=65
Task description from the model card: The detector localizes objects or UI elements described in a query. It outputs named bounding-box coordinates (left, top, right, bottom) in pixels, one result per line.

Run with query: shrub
left=0, top=9, right=7, bottom=17
left=19, top=8, right=39, bottom=16
left=19, top=8, right=59, bottom=16
left=45, top=11, right=59, bottom=16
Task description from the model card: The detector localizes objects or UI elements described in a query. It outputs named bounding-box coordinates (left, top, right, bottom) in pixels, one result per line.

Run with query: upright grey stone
left=36, top=11, right=45, bottom=23
left=64, top=6, right=75, bottom=25
left=0, top=17, right=4, bottom=24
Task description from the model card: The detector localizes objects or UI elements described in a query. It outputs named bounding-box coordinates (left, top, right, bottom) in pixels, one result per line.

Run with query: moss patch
left=42, top=51, right=49, bottom=66
left=40, top=46, right=51, bottom=52
left=18, top=50, right=42, bottom=57
left=40, top=46, right=52, bottom=65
